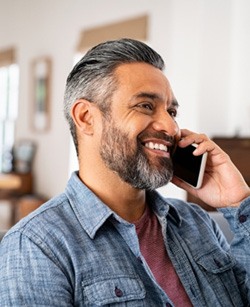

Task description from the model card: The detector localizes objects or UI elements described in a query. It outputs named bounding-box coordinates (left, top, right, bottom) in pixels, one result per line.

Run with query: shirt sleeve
left=0, top=231, right=74, bottom=306
left=220, top=196, right=250, bottom=301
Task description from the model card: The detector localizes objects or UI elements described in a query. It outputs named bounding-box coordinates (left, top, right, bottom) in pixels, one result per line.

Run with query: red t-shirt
left=134, top=206, right=192, bottom=306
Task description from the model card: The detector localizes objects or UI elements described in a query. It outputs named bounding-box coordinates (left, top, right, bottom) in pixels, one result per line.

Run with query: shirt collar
left=65, top=172, right=182, bottom=239
left=65, top=172, right=114, bottom=239
left=146, top=190, right=182, bottom=226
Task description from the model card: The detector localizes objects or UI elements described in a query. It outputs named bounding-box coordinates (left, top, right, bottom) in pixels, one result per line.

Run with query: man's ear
left=71, top=99, right=94, bottom=135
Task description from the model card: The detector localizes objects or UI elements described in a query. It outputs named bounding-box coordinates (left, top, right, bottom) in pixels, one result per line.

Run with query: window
left=0, top=49, right=19, bottom=172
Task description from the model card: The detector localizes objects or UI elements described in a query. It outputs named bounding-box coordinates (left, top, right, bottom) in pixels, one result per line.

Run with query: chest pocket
left=195, top=249, right=247, bottom=306
left=82, top=274, right=146, bottom=306
left=196, top=248, right=235, bottom=273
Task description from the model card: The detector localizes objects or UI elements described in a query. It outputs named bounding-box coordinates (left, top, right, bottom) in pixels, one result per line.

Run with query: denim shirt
left=0, top=172, right=249, bottom=306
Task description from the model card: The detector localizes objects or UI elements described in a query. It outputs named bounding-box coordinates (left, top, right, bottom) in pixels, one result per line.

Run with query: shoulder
left=2, top=192, right=72, bottom=246
left=165, top=196, right=219, bottom=231
left=150, top=190, right=211, bottom=221
left=0, top=191, right=89, bottom=274
left=166, top=197, right=212, bottom=219
left=163, top=196, right=230, bottom=249
left=151, top=191, right=227, bottom=242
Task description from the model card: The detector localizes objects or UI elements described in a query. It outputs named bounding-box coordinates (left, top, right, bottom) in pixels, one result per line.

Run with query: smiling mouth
left=144, top=141, right=169, bottom=152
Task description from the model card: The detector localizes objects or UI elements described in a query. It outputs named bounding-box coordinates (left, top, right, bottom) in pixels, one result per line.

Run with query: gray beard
left=100, top=120, right=174, bottom=191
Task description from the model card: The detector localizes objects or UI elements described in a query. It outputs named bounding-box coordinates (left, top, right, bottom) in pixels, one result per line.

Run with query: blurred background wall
left=0, top=0, right=250, bottom=201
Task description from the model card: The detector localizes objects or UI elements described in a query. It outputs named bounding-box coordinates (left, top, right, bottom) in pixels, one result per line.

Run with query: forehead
left=113, top=62, right=174, bottom=102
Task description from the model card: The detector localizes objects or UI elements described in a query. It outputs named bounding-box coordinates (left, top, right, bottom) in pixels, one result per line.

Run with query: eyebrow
left=170, top=98, right=179, bottom=108
left=133, top=91, right=179, bottom=108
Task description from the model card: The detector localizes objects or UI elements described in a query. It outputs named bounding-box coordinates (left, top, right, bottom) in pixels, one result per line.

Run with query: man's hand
left=171, top=129, right=250, bottom=208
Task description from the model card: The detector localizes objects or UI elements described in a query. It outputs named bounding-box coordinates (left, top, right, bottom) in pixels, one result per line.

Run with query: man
left=0, top=38, right=250, bottom=306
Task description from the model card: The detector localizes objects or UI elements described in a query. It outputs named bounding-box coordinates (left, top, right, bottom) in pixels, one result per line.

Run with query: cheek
left=124, top=116, right=152, bottom=138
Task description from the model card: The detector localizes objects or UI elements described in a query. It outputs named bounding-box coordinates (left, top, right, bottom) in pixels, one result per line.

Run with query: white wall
left=229, top=0, right=250, bottom=136
left=0, top=0, right=250, bottom=199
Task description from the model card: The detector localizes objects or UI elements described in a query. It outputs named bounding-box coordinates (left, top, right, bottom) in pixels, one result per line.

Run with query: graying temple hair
left=63, top=38, right=165, bottom=155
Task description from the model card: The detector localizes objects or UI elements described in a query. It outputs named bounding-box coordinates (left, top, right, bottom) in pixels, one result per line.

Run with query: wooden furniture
left=187, top=137, right=250, bottom=211
left=17, top=195, right=44, bottom=221
left=0, top=172, right=32, bottom=193
left=0, top=172, right=33, bottom=226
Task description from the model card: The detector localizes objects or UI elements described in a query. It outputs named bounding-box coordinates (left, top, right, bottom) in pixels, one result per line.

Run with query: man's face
left=99, top=62, right=180, bottom=190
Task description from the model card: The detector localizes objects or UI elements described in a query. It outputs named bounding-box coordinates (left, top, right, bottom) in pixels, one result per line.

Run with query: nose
left=151, top=111, right=179, bottom=137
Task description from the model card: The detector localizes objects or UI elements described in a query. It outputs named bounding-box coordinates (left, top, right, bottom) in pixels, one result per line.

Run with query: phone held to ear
left=172, top=144, right=208, bottom=189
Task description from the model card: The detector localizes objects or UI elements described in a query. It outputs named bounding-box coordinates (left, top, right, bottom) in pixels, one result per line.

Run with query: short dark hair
left=64, top=38, right=165, bottom=154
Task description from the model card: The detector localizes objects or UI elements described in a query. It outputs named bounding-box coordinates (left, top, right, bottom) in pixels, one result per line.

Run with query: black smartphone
left=172, top=144, right=207, bottom=189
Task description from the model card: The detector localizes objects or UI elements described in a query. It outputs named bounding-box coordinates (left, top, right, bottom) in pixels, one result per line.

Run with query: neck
left=79, top=165, right=147, bottom=223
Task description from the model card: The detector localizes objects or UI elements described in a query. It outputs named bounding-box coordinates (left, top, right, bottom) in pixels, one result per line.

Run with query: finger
left=178, top=132, right=209, bottom=147
left=192, top=140, right=216, bottom=155
left=177, top=131, right=217, bottom=156
left=179, top=129, right=193, bottom=137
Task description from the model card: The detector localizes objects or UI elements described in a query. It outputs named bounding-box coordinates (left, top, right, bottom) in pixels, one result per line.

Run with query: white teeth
left=159, top=144, right=167, bottom=151
left=145, top=142, right=168, bottom=152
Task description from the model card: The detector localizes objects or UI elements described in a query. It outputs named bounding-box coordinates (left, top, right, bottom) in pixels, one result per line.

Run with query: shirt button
left=115, top=287, right=123, bottom=297
left=239, top=214, right=247, bottom=223
left=214, top=258, right=222, bottom=268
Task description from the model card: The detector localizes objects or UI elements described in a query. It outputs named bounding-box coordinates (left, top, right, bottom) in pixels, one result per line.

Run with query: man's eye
left=168, top=109, right=177, bottom=118
left=137, top=102, right=153, bottom=110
